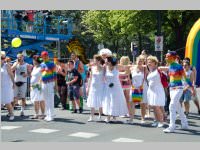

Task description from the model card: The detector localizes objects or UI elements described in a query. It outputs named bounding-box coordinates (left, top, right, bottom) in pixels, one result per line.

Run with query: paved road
left=1, top=100, right=200, bottom=142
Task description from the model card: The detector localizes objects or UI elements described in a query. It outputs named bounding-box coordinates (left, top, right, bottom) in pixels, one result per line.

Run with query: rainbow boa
left=169, top=62, right=192, bottom=87
left=40, top=61, right=57, bottom=83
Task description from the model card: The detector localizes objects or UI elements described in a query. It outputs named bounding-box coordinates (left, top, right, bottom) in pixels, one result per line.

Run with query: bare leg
left=140, top=103, right=146, bottom=121
left=40, top=101, right=45, bottom=117
left=184, top=102, right=190, bottom=114
left=124, top=89, right=131, bottom=116
left=34, top=101, right=39, bottom=116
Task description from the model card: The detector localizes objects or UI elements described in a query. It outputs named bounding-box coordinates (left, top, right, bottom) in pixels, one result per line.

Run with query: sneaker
left=44, top=117, right=54, bottom=122
left=104, top=118, right=110, bottom=123
left=87, top=117, right=94, bottom=122
left=163, top=127, right=175, bottom=133
left=9, top=115, right=14, bottom=121
left=20, top=111, right=25, bottom=117
left=157, top=122, right=164, bottom=128
left=151, top=121, right=158, bottom=127
left=79, top=107, right=83, bottom=114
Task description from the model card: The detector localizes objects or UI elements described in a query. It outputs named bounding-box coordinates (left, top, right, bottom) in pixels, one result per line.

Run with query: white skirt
left=87, top=90, right=103, bottom=109
left=1, top=88, right=14, bottom=104
left=147, top=84, right=165, bottom=106
left=102, top=83, right=128, bottom=116
left=30, top=88, right=43, bottom=102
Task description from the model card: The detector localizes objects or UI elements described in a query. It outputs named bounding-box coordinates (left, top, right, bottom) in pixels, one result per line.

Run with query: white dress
left=131, top=69, right=148, bottom=103
left=87, top=67, right=104, bottom=109
left=147, top=69, right=165, bottom=106
left=1, top=64, right=14, bottom=104
left=102, top=67, right=128, bottom=116
left=30, top=66, right=43, bottom=102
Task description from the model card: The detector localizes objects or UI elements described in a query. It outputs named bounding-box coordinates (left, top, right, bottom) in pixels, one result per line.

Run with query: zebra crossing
left=1, top=125, right=144, bottom=142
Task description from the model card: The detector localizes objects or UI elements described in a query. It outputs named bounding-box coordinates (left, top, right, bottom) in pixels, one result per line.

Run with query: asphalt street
left=1, top=100, right=200, bottom=142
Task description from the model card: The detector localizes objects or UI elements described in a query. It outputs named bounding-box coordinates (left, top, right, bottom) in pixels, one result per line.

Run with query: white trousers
left=41, top=82, right=55, bottom=118
left=169, top=88, right=188, bottom=129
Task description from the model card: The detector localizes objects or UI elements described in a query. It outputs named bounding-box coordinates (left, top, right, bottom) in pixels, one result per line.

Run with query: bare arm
left=6, top=64, right=15, bottom=85
left=11, top=61, right=18, bottom=71
left=158, top=66, right=169, bottom=72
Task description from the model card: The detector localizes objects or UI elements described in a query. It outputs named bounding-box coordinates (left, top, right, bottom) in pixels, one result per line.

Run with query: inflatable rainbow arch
left=185, top=18, right=200, bottom=86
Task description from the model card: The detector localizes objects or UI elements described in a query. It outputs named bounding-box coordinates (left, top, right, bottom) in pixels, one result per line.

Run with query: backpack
left=158, top=69, right=168, bottom=88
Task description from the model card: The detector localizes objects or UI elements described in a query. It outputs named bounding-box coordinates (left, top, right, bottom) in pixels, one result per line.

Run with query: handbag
left=132, top=85, right=143, bottom=103
left=132, top=68, right=145, bottom=103
left=15, top=81, right=24, bottom=87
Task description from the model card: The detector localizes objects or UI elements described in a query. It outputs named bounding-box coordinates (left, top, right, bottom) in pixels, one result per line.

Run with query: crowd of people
left=1, top=49, right=200, bottom=133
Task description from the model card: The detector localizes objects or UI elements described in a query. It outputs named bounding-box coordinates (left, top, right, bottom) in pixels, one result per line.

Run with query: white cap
left=98, top=48, right=112, bottom=56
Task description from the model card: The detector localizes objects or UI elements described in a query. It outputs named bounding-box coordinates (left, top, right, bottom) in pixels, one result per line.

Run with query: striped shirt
left=168, top=62, right=192, bottom=87
left=40, top=61, right=57, bottom=83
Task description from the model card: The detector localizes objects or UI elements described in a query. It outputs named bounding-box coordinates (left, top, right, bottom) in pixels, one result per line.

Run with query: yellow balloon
left=11, top=38, right=22, bottom=48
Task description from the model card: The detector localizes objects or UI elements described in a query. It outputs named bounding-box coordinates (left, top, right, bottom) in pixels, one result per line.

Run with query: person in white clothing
left=1, top=51, right=15, bottom=120
left=30, top=55, right=45, bottom=119
left=87, top=55, right=105, bottom=122
left=11, top=53, right=30, bottom=117
left=147, top=55, right=165, bottom=128
left=40, top=51, right=57, bottom=122
left=127, top=55, right=148, bottom=124
left=102, top=56, right=128, bottom=123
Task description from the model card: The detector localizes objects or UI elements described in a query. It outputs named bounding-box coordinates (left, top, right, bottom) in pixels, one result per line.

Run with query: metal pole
left=157, top=10, right=163, bottom=62
left=57, top=40, right=61, bottom=59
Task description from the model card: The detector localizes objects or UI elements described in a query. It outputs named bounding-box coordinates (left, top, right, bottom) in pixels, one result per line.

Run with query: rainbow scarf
left=169, top=62, right=192, bottom=87
left=40, top=60, right=57, bottom=83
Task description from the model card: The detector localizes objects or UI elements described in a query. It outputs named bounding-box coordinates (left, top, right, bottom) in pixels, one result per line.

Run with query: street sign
left=155, top=36, right=163, bottom=51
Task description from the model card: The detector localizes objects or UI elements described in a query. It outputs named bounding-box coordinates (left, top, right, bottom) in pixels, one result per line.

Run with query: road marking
left=69, top=132, right=99, bottom=138
left=112, top=138, right=144, bottom=142
left=29, top=128, right=59, bottom=134
left=1, top=126, right=22, bottom=130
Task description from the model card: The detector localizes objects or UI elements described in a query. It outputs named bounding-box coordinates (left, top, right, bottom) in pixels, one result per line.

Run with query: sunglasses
left=1, top=57, right=6, bottom=60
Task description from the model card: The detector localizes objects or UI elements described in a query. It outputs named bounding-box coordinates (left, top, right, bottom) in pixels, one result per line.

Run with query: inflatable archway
left=185, top=18, right=200, bottom=86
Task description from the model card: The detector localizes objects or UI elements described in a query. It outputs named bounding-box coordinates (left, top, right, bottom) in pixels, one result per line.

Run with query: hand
left=66, top=82, right=71, bottom=86
left=191, top=88, right=196, bottom=97
left=183, top=88, right=187, bottom=93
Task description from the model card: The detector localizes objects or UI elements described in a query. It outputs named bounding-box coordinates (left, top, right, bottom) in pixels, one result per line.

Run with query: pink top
left=119, top=74, right=131, bottom=89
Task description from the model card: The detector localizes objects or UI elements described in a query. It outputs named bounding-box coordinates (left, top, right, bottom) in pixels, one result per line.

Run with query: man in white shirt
left=12, top=53, right=29, bottom=116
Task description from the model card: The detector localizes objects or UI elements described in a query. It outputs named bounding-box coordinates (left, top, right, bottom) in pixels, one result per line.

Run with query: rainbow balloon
left=185, top=19, right=200, bottom=86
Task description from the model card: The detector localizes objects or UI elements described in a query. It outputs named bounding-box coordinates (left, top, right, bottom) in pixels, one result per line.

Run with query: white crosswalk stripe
left=69, top=132, right=99, bottom=138
left=29, top=128, right=59, bottom=134
left=112, top=138, right=144, bottom=142
left=1, top=126, right=22, bottom=130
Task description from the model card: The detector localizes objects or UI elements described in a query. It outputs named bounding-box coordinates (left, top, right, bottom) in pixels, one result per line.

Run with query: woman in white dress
left=30, top=55, right=45, bottom=119
left=102, top=56, right=128, bottom=123
left=1, top=51, right=15, bottom=120
left=128, top=55, right=148, bottom=124
left=147, top=56, right=165, bottom=127
left=87, top=55, right=105, bottom=121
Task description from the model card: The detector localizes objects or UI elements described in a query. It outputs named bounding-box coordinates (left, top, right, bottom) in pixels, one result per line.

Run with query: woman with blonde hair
left=127, top=55, right=148, bottom=124
left=146, top=55, right=165, bottom=127
left=118, top=56, right=132, bottom=116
